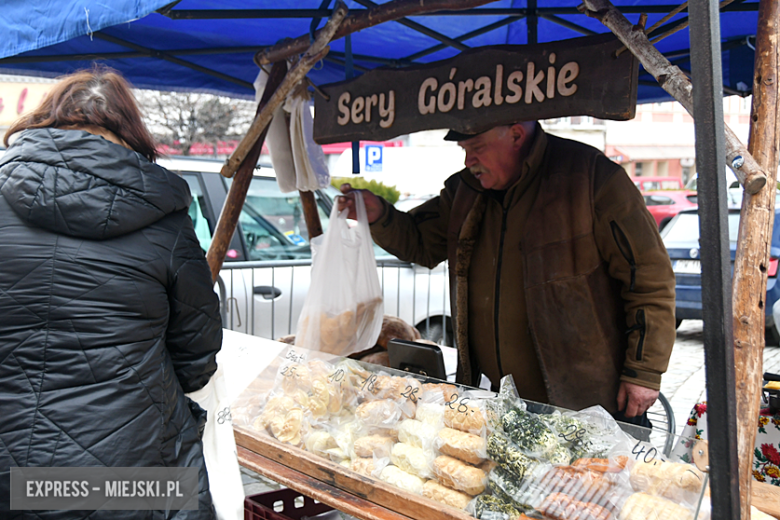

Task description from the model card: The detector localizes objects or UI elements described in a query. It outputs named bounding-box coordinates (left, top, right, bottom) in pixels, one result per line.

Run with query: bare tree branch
left=135, top=89, right=255, bottom=155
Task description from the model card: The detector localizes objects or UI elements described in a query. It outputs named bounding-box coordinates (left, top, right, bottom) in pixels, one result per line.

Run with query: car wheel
left=766, top=325, right=780, bottom=347
left=416, top=317, right=454, bottom=346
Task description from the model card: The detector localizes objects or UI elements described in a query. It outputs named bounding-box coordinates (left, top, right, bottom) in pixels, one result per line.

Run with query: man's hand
left=617, top=381, right=659, bottom=417
left=337, top=183, right=384, bottom=223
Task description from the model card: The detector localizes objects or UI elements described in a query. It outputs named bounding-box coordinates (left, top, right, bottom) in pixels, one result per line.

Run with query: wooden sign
left=313, top=34, right=638, bottom=144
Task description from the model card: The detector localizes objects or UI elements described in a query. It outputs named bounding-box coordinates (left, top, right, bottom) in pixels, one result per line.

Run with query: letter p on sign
left=365, top=145, right=383, bottom=172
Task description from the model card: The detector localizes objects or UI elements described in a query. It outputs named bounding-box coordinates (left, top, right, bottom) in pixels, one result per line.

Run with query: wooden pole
left=221, top=1, right=349, bottom=179
left=579, top=0, right=768, bottom=195
left=300, top=191, right=324, bottom=239
left=206, top=61, right=287, bottom=281
left=254, top=0, right=496, bottom=66
left=733, top=0, right=780, bottom=517
left=207, top=3, right=348, bottom=280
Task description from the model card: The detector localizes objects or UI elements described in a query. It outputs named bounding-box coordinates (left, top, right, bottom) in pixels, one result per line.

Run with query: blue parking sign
left=365, top=145, right=383, bottom=172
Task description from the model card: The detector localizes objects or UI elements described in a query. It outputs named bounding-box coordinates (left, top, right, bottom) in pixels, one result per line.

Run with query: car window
left=225, top=177, right=331, bottom=261
left=661, top=212, right=742, bottom=243
left=645, top=195, right=673, bottom=206
left=182, top=174, right=213, bottom=253
left=660, top=180, right=682, bottom=190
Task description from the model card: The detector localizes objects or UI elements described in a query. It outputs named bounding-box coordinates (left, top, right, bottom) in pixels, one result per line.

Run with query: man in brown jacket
left=339, top=121, right=676, bottom=425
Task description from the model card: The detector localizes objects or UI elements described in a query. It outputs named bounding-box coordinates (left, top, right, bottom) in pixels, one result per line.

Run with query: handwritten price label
left=361, top=374, right=378, bottom=392
left=281, top=365, right=299, bottom=378
left=400, top=385, right=420, bottom=403
left=328, top=368, right=345, bottom=383
left=632, top=441, right=665, bottom=464
left=445, top=393, right=473, bottom=414
left=285, top=349, right=306, bottom=363
left=558, top=424, right=586, bottom=442
left=217, top=407, right=232, bottom=425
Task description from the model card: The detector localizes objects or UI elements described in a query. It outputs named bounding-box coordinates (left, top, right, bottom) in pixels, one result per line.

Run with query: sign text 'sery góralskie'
left=313, top=34, right=638, bottom=144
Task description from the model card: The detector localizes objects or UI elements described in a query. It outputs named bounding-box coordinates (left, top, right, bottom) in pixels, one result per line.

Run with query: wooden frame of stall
left=197, top=1, right=780, bottom=519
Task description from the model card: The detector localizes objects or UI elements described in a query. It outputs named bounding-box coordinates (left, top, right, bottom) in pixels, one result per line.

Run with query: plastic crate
left=245, top=488, right=334, bottom=520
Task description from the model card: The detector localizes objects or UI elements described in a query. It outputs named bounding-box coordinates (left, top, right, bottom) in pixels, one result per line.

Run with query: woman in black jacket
left=0, top=68, right=222, bottom=519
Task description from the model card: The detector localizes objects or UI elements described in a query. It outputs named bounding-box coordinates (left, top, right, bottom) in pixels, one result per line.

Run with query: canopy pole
left=579, top=0, right=742, bottom=517
left=220, top=2, right=348, bottom=179
left=527, top=0, right=538, bottom=44
left=254, top=0, right=496, bottom=66
left=579, top=0, right=767, bottom=195
left=206, top=2, right=348, bottom=281
left=734, top=1, right=780, bottom=518
left=299, top=191, right=324, bottom=239
left=206, top=60, right=287, bottom=281
left=687, top=1, right=742, bottom=518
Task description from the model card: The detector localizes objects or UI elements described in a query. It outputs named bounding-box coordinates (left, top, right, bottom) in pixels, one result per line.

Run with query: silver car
left=159, top=157, right=453, bottom=345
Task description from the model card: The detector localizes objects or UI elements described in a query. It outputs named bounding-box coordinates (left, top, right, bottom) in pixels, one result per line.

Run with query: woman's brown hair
left=4, top=67, right=158, bottom=161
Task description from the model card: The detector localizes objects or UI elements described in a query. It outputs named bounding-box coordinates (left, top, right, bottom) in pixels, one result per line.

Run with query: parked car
left=642, top=190, right=698, bottom=230
left=631, top=176, right=684, bottom=192
left=684, top=168, right=739, bottom=191
left=660, top=206, right=780, bottom=344
left=159, top=157, right=453, bottom=345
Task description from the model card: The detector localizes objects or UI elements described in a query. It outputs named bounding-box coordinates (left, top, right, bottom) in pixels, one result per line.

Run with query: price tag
left=285, top=349, right=306, bottom=363
left=280, top=365, right=299, bottom=378
left=328, top=368, right=345, bottom=383
left=558, top=424, right=586, bottom=442
left=445, top=393, right=474, bottom=414
left=631, top=441, right=660, bottom=464
left=400, top=385, right=420, bottom=403
left=361, top=374, right=378, bottom=392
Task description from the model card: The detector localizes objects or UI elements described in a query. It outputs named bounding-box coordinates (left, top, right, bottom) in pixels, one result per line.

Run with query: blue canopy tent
left=0, top=0, right=760, bottom=104
left=0, top=2, right=770, bottom=519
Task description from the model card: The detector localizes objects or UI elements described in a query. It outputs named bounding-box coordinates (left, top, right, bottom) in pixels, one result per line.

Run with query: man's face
left=458, top=125, right=524, bottom=190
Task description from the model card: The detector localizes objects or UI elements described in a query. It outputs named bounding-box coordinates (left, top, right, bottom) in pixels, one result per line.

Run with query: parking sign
left=365, top=145, right=383, bottom=172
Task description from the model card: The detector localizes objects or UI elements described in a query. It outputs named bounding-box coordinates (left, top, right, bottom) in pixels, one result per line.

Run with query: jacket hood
left=0, top=127, right=191, bottom=239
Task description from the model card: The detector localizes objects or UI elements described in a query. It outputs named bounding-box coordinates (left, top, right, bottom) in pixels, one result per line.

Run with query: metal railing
left=215, top=258, right=452, bottom=345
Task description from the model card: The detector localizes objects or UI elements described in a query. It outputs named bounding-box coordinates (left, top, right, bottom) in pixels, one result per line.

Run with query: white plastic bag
left=295, top=191, right=383, bottom=356
left=186, top=366, right=244, bottom=520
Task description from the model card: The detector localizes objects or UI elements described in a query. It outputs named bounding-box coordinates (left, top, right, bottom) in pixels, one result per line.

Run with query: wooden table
left=235, top=425, right=475, bottom=520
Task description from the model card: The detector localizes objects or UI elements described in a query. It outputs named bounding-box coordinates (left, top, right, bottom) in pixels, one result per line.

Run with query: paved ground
left=661, top=319, right=780, bottom=435
left=240, top=320, right=780, bottom=498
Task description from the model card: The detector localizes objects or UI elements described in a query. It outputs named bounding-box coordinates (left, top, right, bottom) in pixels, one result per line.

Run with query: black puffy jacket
left=0, top=128, right=222, bottom=519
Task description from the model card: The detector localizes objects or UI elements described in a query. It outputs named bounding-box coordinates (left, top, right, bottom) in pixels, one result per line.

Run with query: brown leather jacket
left=370, top=127, right=676, bottom=413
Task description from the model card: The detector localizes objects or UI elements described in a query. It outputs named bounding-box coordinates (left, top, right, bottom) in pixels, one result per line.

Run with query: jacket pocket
left=610, top=220, right=636, bottom=292
left=625, top=309, right=647, bottom=361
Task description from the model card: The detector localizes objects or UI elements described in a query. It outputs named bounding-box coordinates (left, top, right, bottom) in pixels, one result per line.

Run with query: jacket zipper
left=610, top=221, right=637, bottom=292
left=494, top=207, right=509, bottom=379
left=625, top=309, right=647, bottom=361
left=635, top=309, right=646, bottom=361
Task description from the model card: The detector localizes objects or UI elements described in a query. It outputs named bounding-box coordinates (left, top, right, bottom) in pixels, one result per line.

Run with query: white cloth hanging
left=254, top=68, right=330, bottom=193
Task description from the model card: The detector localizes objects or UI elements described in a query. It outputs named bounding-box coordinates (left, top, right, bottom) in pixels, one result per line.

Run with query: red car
left=642, top=190, right=698, bottom=230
